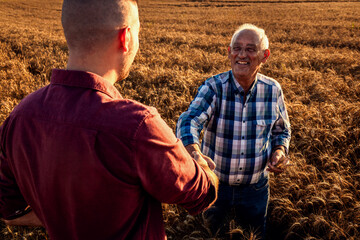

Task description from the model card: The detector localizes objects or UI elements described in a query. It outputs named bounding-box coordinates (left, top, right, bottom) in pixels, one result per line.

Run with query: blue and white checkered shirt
left=176, top=70, right=291, bottom=185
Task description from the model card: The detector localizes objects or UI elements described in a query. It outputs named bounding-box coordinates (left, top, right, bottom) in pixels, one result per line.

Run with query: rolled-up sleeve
left=271, top=87, right=291, bottom=153
left=134, top=109, right=216, bottom=215
left=176, top=82, right=216, bottom=147
left=0, top=119, right=29, bottom=220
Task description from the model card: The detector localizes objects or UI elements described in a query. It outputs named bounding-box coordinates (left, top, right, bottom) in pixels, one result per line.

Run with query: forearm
left=272, top=88, right=291, bottom=152
left=186, top=143, right=217, bottom=170
left=176, top=84, right=216, bottom=147
left=272, top=145, right=286, bottom=153
left=185, top=143, right=201, bottom=156
left=272, top=137, right=290, bottom=154
left=271, top=118, right=290, bottom=154
left=202, top=164, right=219, bottom=195
left=176, top=115, right=202, bottom=148
left=3, top=210, right=43, bottom=227
left=190, top=151, right=219, bottom=208
left=188, top=148, right=218, bottom=194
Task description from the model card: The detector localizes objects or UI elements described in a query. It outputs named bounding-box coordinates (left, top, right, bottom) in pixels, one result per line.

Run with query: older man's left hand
left=267, top=147, right=290, bottom=174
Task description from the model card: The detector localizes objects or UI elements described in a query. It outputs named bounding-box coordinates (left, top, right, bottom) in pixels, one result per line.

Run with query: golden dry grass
left=0, top=0, right=360, bottom=239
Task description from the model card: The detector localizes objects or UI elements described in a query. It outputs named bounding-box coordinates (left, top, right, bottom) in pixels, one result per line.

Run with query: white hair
left=230, top=24, right=269, bottom=51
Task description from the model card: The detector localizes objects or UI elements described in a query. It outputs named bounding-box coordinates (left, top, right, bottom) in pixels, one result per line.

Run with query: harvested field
left=0, top=0, right=359, bottom=239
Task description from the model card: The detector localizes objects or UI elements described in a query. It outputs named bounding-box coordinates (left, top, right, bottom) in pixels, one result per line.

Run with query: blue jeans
left=204, top=175, right=269, bottom=239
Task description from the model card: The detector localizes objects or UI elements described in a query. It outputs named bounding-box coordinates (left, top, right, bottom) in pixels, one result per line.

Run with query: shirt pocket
left=254, top=119, right=274, bottom=154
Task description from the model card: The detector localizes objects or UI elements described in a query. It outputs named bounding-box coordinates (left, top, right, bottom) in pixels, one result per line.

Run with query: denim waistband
left=219, top=173, right=268, bottom=187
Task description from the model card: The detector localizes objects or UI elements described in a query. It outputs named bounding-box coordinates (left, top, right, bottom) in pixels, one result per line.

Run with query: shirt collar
left=50, top=69, right=122, bottom=99
left=229, top=70, right=258, bottom=96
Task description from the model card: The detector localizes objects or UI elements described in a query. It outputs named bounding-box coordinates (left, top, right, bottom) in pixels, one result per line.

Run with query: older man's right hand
left=192, top=151, right=216, bottom=170
left=185, top=144, right=216, bottom=170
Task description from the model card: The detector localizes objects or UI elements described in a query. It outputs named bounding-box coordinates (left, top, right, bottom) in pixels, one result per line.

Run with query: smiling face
left=228, top=29, right=268, bottom=86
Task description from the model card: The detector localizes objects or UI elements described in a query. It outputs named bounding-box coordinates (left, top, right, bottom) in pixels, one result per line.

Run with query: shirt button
left=242, top=120, right=245, bottom=123
left=237, top=179, right=240, bottom=182
left=239, top=167, right=242, bottom=170
left=241, top=152, right=244, bottom=155
left=242, top=136, right=245, bottom=139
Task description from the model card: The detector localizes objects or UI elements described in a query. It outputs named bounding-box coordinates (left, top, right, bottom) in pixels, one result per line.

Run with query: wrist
left=185, top=143, right=201, bottom=155
left=272, top=145, right=285, bottom=154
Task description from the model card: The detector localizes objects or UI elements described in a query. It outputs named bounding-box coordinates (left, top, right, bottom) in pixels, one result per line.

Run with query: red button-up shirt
left=0, top=69, right=216, bottom=240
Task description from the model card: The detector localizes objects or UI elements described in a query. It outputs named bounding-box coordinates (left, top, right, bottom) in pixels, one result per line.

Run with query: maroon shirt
left=0, top=69, right=216, bottom=240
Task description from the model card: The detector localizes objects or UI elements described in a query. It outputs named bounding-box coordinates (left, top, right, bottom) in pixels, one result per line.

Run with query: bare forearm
left=3, top=210, right=43, bottom=227
left=187, top=146, right=219, bottom=195
left=185, top=143, right=217, bottom=170
left=203, top=166, right=219, bottom=194
left=194, top=154, right=219, bottom=203
left=185, top=143, right=201, bottom=155
left=272, top=145, right=285, bottom=154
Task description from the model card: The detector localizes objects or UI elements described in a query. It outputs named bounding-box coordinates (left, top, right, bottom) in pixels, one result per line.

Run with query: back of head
left=61, top=0, right=138, bottom=53
left=230, top=23, right=269, bottom=51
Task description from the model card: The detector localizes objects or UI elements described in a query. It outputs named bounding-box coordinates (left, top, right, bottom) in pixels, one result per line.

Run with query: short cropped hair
left=230, top=24, right=269, bottom=51
left=61, top=0, right=138, bottom=52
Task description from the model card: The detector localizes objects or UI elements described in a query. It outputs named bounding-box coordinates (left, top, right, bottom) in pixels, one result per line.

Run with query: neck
left=235, top=78, right=255, bottom=94
left=239, top=81, right=252, bottom=94
left=66, top=52, right=118, bottom=85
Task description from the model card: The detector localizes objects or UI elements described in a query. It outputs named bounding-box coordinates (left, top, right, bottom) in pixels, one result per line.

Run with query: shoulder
left=96, top=98, right=170, bottom=143
left=9, top=85, right=50, bottom=116
left=106, top=99, right=159, bottom=126
left=203, top=70, right=232, bottom=91
left=115, top=100, right=177, bottom=145
left=205, top=70, right=231, bottom=85
left=256, top=73, right=282, bottom=90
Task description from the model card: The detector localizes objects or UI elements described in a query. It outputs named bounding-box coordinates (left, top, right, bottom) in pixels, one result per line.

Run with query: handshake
left=185, top=143, right=216, bottom=170
left=191, top=151, right=216, bottom=170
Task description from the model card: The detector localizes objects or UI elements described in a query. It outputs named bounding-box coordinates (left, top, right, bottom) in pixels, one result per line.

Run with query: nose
left=236, top=48, right=247, bottom=57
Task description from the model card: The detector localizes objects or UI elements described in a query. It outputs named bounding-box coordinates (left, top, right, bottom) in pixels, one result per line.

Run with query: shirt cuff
left=179, top=135, right=198, bottom=147
left=272, top=139, right=290, bottom=154
left=3, top=205, right=32, bottom=220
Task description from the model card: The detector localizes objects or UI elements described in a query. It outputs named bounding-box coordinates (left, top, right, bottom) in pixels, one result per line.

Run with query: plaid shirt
left=176, top=70, right=291, bottom=185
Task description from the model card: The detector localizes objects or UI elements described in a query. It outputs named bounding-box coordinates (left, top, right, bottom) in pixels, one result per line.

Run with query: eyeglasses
left=231, top=46, right=259, bottom=55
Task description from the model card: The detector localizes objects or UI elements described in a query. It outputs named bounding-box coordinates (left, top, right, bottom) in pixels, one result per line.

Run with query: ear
left=227, top=46, right=231, bottom=59
left=262, top=49, right=270, bottom=63
left=117, top=27, right=131, bottom=52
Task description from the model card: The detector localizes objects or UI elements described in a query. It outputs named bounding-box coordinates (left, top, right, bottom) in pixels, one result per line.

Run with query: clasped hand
left=192, top=151, right=216, bottom=170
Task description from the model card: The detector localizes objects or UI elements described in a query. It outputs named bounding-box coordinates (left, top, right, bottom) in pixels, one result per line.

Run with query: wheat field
left=0, top=0, right=359, bottom=239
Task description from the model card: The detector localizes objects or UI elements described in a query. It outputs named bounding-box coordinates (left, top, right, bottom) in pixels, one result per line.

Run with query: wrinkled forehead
left=233, top=29, right=261, bottom=46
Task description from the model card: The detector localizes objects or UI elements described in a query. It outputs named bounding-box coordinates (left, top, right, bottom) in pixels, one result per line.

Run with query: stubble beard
left=116, top=54, right=135, bottom=82
left=117, top=66, right=131, bottom=82
left=117, top=45, right=138, bottom=82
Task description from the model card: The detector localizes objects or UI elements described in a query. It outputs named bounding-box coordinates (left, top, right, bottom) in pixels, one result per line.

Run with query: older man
left=176, top=24, right=291, bottom=238
left=0, top=1, right=218, bottom=239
